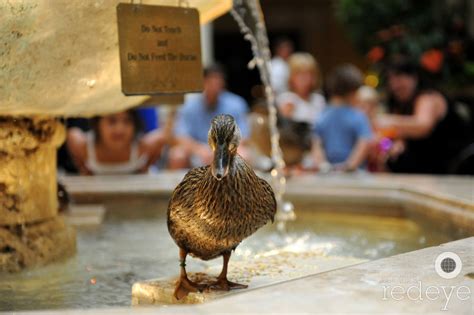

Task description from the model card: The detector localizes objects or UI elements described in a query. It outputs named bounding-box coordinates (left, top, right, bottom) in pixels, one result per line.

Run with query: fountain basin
left=0, top=172, right=472, bottom=313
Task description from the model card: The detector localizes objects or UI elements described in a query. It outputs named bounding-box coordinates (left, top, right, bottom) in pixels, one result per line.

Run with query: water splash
left=231, top=0, right=295, bottom=229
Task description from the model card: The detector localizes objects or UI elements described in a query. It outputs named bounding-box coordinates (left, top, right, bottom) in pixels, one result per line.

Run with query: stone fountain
left=0, top=117, right=75, bottom=271
left=2, top=2, right=474, bottom=313
left=0, top=0, right=232, bottom=272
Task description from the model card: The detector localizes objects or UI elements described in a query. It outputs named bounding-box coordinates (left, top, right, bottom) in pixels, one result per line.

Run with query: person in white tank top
left=67, top=110, right=166, bottom=175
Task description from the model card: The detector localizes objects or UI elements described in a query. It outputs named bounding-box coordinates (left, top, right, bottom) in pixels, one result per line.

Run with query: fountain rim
left=62, top=172, right=474, bottom=237
left=15, top=172, right=474, bottom=313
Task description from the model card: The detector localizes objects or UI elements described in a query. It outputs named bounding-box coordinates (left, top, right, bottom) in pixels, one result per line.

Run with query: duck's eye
left=210, top=140, right=216, bottom=151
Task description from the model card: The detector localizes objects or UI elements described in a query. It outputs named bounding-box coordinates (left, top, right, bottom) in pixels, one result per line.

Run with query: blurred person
left=356, top=86, right=388, bottom=172
left=313, top=64, right=373, bottom=172
left=57, top=118, right=90, bottom=174
left=377, top=59, right=472, bottom=174
left=275, top=53, right=326, bottom=169
left=356, top=85, right=379, bottom=127
left=67, top=110, right=166, bottom=175
left=270, top=37, right=294, bottom=95
left=277, top=53, right=326, bottom=126
left=169, top=64, right=250, bottom=169
left=137, top=107, right=159, bottom=132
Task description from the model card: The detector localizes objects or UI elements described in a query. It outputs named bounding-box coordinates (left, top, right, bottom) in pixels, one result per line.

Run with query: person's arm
left=342, top=113, right=373, bottom=171
left=139, top=129, right=167, bottom=171
left=174, top=136, right=213, bottom=165
left=310, top=120, right=331, bottom=172
left=66, top=128, right=92, bottom=175
left=173, top=107, right=213, bottom=164
left=280, top=102, right=295, bottom=118
left=175, top=136, right=212, bottom=163
left=343, top=139, right=371, bottom=171
left=376, top=93, right=447, bottom=139
left=276, top=94, right=296, bottom=119
left=311, top=137, right=330, bottom=172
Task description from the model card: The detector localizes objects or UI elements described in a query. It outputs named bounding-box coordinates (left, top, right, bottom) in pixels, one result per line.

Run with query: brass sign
left=117, top=3, right=203, bottom=95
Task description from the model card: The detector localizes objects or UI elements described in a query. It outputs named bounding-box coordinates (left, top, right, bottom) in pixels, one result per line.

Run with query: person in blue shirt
left=169, top=64, right=250, bottom=169
left=313, top=64, right=373, bottom=172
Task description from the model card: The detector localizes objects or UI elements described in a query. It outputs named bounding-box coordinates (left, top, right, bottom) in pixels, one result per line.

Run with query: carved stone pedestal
left=0, top=117, right=76, bottom=272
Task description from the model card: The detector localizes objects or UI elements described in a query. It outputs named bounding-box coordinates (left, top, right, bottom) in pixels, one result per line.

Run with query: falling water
left=231, top=0, right=295, bottom=229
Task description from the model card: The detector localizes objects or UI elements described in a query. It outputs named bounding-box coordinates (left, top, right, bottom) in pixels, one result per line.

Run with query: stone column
left=0, top=117, right=76, bottom=272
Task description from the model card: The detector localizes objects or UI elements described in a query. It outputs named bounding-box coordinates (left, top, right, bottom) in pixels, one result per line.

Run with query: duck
left=167, top=114, right=276, bottom=300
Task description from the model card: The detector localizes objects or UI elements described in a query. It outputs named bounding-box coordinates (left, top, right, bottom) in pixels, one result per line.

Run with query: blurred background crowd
left=57, top=0, right=474, bottom=176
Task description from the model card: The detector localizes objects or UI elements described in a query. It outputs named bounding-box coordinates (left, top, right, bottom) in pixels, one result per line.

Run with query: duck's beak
left=211, top=143, right=230, bottom=181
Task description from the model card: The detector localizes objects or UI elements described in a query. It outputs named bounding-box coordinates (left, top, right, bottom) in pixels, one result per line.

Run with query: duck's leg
left=210, top=251, right=248, bottom=291
left=174, top=248, right=206, bottom=300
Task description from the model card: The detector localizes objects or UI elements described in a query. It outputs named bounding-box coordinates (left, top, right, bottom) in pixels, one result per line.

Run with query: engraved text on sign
left=117, top=3, right=203, bottom=95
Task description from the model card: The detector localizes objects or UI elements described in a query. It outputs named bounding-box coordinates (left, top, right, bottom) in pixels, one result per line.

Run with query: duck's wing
left=257, top=177, right=277, bottom=223
left=167, top=166, right=208, bottom=217
left=235, top=176, right=277, bottom=241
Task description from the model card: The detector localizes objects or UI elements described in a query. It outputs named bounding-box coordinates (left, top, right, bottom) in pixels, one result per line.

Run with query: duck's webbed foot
left=174, top=275, right=206, bottom=300
left=209, top=251, right=248, bottom=291
left=209, top=278, right=248, bottom=291
left=174, top=247, right=206, bottom=300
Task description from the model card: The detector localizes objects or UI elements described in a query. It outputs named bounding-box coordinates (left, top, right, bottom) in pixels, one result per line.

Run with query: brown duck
left=167, top=114, right=276, bottom=300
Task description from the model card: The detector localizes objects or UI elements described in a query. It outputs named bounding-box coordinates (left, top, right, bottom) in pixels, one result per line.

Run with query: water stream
left=231, top=0, right=295, bottom=229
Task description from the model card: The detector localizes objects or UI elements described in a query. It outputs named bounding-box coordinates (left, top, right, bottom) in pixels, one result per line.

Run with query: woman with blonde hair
left=276, top=52, right=326, bottom=126
left=275, top=53, right=326, bottom=169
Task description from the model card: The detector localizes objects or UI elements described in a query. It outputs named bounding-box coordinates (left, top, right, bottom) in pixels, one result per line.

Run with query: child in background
left=356, top=85, right=379, bottom=128
left=356, top=85, right=387, bottom=172
left=277, top=53, right=326, bottom=126
left=313, top=64, right=373, bottom=172
left=67, top=110, right=166, bottom=175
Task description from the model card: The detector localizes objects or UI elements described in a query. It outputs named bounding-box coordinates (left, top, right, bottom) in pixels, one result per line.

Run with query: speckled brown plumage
left=167, top=115, right=276, bottom=299
left=168, top=156, right=276, bottom=260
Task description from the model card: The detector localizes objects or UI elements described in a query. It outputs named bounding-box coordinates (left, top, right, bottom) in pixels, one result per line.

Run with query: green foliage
left=336, top=0, right=474, bottom=86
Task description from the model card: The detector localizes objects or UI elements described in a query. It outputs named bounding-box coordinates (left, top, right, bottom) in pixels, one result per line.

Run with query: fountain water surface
left=0, top=200, right=457, bottom=310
